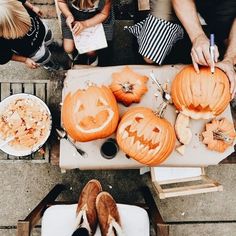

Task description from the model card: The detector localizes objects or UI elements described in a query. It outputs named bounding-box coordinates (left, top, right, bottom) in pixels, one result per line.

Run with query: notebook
left=73, top=23, right=108, bottom=54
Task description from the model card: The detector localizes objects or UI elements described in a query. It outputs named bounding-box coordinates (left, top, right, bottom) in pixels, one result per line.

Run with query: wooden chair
left=17, top=184, right=170, bottom=236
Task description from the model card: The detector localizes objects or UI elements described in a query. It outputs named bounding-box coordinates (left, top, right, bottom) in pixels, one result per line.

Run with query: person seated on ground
left=0, top=0, right=59, bottom=70
left=57, top=0, right=114, bottom=66
left=127, top=0, right=236, bottom=97
left=71, top=179, right=124, bottom=236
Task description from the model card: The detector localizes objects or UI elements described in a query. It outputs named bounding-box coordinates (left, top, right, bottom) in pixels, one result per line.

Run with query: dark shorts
left=196, top=0, right=236, bottom=42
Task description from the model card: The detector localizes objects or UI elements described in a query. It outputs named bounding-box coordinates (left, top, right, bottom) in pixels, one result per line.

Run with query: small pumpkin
left=202, top=118, right=236, bottom=152
left=116, top=107, right=176, bottom=166
left=62, top=85, right=119, bottom=142
left=110, top=66, right=148, bottom=106
left=171, top=66, right=230, bottom=119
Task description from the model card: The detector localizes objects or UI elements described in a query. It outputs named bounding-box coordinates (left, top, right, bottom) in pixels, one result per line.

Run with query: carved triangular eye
left=135, top=117, right=143, bottom=123
left=97, top=99, right=105, bottom=106
left=78, top=104, right=85, bottom=111
left=153, top=127, right=160, bottom=133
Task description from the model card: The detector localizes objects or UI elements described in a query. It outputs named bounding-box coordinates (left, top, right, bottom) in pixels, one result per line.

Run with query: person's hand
left=32, top=6, right=43, bottom=17
left=72, top=21, right=86, bottom=36
left=25, top=58, right=39, bottom=69
left=216, top=59, right=236, bottom=99
left=66, top=15, right=75, bottom=30
left=191, top=33, right=219, bottom=73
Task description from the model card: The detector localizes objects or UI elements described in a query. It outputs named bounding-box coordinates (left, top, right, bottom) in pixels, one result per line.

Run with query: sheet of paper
left=73, top=23, right=108, bottom=54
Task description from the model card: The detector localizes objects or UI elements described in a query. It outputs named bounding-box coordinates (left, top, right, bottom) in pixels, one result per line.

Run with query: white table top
left=60, top=65, right=234, bottom=170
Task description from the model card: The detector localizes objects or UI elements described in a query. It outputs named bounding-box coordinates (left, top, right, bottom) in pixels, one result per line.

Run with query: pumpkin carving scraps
left=110, top=66, right=148, bottom=106
left=62, top=85, right=119, bottom=142
left=202, top=118, right=236, bottom=153
left=171, top=66, right=230, bottom=120
left=117, top=107, right=176, bottom=166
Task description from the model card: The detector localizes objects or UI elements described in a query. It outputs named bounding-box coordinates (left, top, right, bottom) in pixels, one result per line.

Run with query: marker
left=210, top=34, right=215, bottom=74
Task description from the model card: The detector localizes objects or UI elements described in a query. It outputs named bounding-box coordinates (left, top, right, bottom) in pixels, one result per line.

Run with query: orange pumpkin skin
left=171, top=66, right=230, bottom=119
left=202, top=118, right=236, bottom=153
left=110, top=66, right=148, bottom=106
left=117, top=107, right=176, bottom=166
left=62, top=85, right=119, bottom=142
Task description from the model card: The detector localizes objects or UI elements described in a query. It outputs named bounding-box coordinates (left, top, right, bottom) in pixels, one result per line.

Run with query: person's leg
left=63, top=39, right=76, bottom=56
left=86, top=51, right=98, bottom=66
left=96, top=192, right=124, bottom=236
left=60, top=13, right=78, bottom=61
left=74, top=179, right=102, bottom=235
left=72, top=227, right=89, bottom=236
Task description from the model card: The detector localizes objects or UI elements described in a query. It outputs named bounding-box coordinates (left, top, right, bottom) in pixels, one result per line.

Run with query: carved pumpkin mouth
left=123, top=125, right=160, bottom=150
left=76, top=109, right=114, bottom=133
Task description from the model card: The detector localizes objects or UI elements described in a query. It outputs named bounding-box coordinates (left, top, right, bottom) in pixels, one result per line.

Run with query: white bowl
left=0, top=94, right=52, bottom=156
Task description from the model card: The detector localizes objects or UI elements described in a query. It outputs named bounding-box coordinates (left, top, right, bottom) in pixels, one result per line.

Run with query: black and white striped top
left=126, top=14, right=184, bottom=64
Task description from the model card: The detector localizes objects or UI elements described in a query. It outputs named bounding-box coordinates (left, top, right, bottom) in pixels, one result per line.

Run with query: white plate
left=0, top=94, right=52, bottom=156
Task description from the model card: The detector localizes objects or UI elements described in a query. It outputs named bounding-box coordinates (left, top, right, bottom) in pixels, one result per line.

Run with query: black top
left=0, top=0, right=46, bottom=64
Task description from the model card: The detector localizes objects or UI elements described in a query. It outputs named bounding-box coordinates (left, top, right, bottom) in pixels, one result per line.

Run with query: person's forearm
left=224, top=19, right=236, bottom=65
left=11, top=54, right=27, bottom=63
left=58, top=1, right=73, bottom=18
left=83, top=1, right=111, bottom=28
left=172, top=0, right=204, bottom=42
left=24, top=1, right=34, bottom=10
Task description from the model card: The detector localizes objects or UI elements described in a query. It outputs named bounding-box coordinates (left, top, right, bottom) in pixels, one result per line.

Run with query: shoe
left=43, top=61, right=60, bottom=71
left=96, top=192, right=124, bottom=236
left=87, top=56, right=98, bottom=66
left=44, top=29, right=54, bottom=46
left=75, top=179, right=102, bottom=235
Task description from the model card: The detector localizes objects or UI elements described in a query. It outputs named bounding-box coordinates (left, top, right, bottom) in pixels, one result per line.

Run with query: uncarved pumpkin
left=62, top=85, right=119, bottom=142
left=202, top=118, right=236, bottom=152
left=110, top=66, right=148, bottom=106
left=171, top=66, right=230, bottom=119
left=117, top=107, right=176, bottom=166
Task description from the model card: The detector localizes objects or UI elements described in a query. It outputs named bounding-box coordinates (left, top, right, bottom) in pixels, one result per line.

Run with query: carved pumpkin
left=62, top=85, right=119, bottom=142
left=117, top=107, right=176, bottom=166
left=171, top=66, right=230, bottom=119
left=110, top=66, right=148, bottom=106
left=202, top=118, right=236, bottom=153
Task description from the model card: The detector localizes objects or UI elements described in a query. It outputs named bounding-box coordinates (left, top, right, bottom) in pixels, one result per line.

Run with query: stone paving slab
left=151, top=164, right=236, bottom=222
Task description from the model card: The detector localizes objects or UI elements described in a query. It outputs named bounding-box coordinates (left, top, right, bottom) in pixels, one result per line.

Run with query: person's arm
left=57, top=0, right=75, bottom=30
left=72, top=0, right=111, bottom=36
left=23, top=1, right=43, bottom=16
left=216, top=19, right=236, bottom=98
left=12, top=54, right=39, bottom=69
left=171, top=0, right=219, bottom=72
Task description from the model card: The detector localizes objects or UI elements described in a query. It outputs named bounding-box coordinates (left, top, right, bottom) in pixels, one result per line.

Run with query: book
left=73, top=23, right=108, bottom=54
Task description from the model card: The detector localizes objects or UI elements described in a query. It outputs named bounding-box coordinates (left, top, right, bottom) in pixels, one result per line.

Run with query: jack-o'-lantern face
left=62, top=85, right=119, bottom=142
left=117, top=107, right=176, bottom=166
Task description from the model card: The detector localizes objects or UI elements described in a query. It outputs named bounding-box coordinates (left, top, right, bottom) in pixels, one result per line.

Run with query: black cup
left=100, top=138, right=119, bottom=159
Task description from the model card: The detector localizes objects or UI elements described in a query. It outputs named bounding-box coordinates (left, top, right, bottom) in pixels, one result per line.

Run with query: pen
left=210, top=34, right=215, bottom=74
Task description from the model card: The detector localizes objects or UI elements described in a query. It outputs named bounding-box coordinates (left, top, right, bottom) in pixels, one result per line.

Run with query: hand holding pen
left=210, top=34, right=215, bottom=74
left=191, top=33, right=219, bottom=73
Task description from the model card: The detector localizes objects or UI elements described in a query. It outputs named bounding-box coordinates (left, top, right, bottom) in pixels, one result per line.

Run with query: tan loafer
left=75, top=179, right=102, bottom=235
left=96, top=192, right=124, bottom=236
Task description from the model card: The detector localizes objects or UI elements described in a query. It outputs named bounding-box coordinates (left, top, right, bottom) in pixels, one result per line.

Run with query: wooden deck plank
left=11, top=83, right=23, bottom=94
left=35, top=83, right=46, bottom=102
left=1, top=83, right=11, bottom=101
left=23, top=83, right=34, bottom=94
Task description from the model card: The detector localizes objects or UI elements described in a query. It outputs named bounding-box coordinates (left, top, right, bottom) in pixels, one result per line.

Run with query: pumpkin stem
left=213, top=130, right=233, bottom=144
left=120, top=82, right=134, bottom=93
left=154, top=102, right=168, bottom=118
